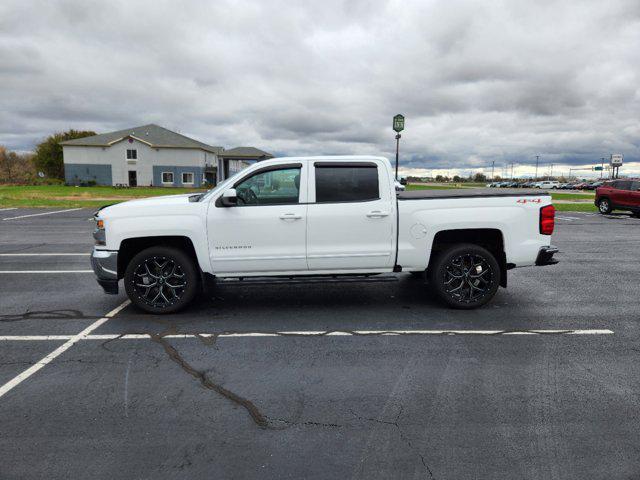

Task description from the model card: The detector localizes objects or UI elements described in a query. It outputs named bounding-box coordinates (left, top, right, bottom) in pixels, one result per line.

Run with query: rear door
left=611, top=180, right=632, bottom=207
left=629, top=181, right=640, bottom=209
left=306, top=160, right=395, bottom=271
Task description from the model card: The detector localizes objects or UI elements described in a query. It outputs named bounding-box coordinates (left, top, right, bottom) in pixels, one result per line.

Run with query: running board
left=217, top=274, right=399, bottom=286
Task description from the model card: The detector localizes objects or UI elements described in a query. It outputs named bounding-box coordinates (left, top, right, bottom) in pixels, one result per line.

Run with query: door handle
left=279, top=213, right=302, bottom=220
left=366, top=210, right=389, bottom=218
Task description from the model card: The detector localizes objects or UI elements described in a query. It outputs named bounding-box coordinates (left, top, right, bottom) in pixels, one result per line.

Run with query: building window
left=182, top=172, right=194, bottom=184
left=161, top=172, right=174, bottom=184
left=126, top=149, right=137, bottom=160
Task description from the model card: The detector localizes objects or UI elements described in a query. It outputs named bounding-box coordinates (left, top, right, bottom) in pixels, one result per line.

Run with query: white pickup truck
left=92, top=156, right=557, bottom=313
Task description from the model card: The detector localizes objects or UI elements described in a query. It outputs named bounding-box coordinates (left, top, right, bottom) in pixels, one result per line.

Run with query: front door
left=306, top=161, right=395, bottom=271
left=208, top=164, right=308, bottom=274
left=128, top=170, right=137, bottom=187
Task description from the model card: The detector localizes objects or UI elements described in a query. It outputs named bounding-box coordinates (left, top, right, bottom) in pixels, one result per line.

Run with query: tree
left=33, top=129, right=96, bottom=179
left=473, top=172, right=487, bottom=183
left=0, top=146, right=35, bottom=183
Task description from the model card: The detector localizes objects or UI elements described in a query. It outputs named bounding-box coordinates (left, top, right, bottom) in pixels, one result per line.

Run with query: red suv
left=595, top=179, right=640, bottom=216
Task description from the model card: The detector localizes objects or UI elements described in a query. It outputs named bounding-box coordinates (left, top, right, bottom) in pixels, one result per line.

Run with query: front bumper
left=91, top=248, right=119, bottom=294
left=535, top=245, right=559, bottom=266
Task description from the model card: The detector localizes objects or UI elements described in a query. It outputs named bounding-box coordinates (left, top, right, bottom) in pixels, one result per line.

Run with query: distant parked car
left=537, top=181, right=560, bottom=189
left=584, top=181, right=603, bottom=191
left=595, top=179, right=640, bottom=216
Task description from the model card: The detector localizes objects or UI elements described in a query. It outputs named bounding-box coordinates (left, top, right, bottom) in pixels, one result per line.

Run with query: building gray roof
left=221, top=147, right=273, bottom=159
left=60, top=124, right=223, bottom=154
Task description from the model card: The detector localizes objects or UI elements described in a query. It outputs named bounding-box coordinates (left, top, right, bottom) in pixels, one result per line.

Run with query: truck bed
left=398, top=188, right=547, bottom=200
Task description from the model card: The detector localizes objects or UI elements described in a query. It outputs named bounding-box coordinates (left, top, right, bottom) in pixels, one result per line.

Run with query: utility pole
left=600, top=157, right=605, bottom=179
left=511, top=162, right=514, bottom=180
left=392, top=114, right=405, bottom=181
left=535, top=155, right=539, bottom=180
left=491, top=160, right=495, bottom=180
left=550, top=163, right=554, bottom=179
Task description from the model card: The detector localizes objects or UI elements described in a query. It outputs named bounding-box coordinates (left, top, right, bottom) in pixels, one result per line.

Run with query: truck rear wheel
left=124, top=246, right=199, bottom=314
left=428, top=244, right=500, bottom=309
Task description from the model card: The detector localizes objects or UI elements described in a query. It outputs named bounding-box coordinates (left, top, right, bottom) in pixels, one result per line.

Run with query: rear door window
left=314, top=164, right=379, bottom=203
left=615, top=181, right=632, bottom=190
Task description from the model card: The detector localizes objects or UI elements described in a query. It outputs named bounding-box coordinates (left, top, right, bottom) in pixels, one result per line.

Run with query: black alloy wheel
left=124, top=246, right=198, bottom=313
left=429, top=244, right=500, bottom=309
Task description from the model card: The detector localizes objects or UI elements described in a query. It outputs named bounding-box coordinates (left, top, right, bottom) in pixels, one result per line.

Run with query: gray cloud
left=0, top=0, right=638, bottom=176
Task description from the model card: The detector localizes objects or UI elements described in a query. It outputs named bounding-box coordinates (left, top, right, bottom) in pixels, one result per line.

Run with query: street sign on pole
left=393, top=114, right=405, bottom=133
left=593, top=166, right=603, bottom=171
left=392, top=114, right=405, bottom=180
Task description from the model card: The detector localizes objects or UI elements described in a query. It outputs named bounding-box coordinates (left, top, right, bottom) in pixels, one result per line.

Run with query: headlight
left=93, top=218, right=106, bottom=245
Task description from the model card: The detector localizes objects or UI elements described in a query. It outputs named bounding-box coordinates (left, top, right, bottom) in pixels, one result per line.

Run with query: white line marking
left=0, top=329, right=614, bottom=342
left=0, top=253, right=90, bottom=257
left=0, top=207, right=18, bottom=212
left=2, top=208, right=83, bottom=221
left=0, top=300, right=130, bottom=399
left=0, top=270, right=93, bottom=274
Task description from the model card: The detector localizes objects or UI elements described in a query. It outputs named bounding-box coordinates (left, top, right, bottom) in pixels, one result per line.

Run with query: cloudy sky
left=1, top=0, right=639, bottom=177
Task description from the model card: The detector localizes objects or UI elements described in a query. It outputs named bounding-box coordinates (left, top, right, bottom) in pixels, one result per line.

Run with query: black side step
left=218, top=274, right=399, bottom=286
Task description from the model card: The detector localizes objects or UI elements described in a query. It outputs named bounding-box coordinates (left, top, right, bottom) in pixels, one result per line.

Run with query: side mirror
left=219, top=188, right=238, bottom=207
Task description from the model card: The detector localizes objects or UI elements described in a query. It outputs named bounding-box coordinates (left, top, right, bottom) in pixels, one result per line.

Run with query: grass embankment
left=0, top=185, right=207, bottom=208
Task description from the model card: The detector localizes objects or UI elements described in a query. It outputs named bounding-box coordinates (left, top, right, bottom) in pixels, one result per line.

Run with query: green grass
left=553, top=202, right=598, bottom=212
left=550, top=192, right=594, bottom=201
left=0, top=185, right=207, bottom=208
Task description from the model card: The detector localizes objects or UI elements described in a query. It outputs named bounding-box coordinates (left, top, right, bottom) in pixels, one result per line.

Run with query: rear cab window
left=313, top=162, right=380, bottom=203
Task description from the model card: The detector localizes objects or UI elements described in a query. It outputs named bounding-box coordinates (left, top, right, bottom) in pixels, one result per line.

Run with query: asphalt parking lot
left=1, top=207, right=640, bottom=479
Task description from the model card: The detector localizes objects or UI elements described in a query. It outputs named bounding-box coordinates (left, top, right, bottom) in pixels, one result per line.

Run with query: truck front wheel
left=428, top=244, right=500, bottom=309
left=124, top=246, right=199, bottom=314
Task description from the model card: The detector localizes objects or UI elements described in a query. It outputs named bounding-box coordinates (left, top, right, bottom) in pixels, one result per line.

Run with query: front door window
left=234, top=167, right=301, bottom=205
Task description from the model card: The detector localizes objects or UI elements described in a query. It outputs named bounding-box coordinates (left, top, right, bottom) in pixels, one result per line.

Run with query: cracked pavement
left=1, top=208, right=640, bottom=479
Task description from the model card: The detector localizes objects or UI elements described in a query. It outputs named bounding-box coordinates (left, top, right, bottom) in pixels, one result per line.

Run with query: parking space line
left=0, top=207, right=18, bottom=212
left=2, top=208, right=83, bottom=221
left=0, top=300, right=130, bottom=400
left=0, top=328, right=614, bottom=341
left=0, top=253, right=90, bottom=256
left=0, top=270, right=93, bottom=273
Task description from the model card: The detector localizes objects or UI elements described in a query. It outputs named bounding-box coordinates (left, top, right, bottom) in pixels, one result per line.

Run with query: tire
left=597, top=198, right=612, bottom=214
left=428, top=243, right=501, bottom=309
left=124, top=246, right=199, bottom=314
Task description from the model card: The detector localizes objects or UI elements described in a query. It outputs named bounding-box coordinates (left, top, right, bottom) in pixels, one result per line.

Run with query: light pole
left=392, top=114, right=405, bottom=181
left=600, top=157, right=605, bottom=179
left=535, top=155, right=539, bottom=180
left=491, top=160, right=495, bottom=180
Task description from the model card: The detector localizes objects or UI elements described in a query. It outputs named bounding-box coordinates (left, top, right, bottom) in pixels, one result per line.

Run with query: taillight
left=540, top=205, right=555, bottom=235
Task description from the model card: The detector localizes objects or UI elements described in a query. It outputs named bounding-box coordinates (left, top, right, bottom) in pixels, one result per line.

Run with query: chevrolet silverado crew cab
left=91, top=156, right=558, bottom=313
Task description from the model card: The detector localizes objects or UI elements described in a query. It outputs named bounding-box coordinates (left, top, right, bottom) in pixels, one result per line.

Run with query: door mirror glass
left=220, top=188, right=238, bottom=207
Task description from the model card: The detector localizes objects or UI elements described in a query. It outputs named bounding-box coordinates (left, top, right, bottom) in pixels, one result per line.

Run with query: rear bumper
left=91, top=248, right=119, bottom=294
left=535, top=245, right=559, bottom=266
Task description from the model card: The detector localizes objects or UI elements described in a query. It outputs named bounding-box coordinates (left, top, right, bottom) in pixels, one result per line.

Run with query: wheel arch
left=117, top=236, right=200, bottom=279
left=427, top=228, right=508, bottom=287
